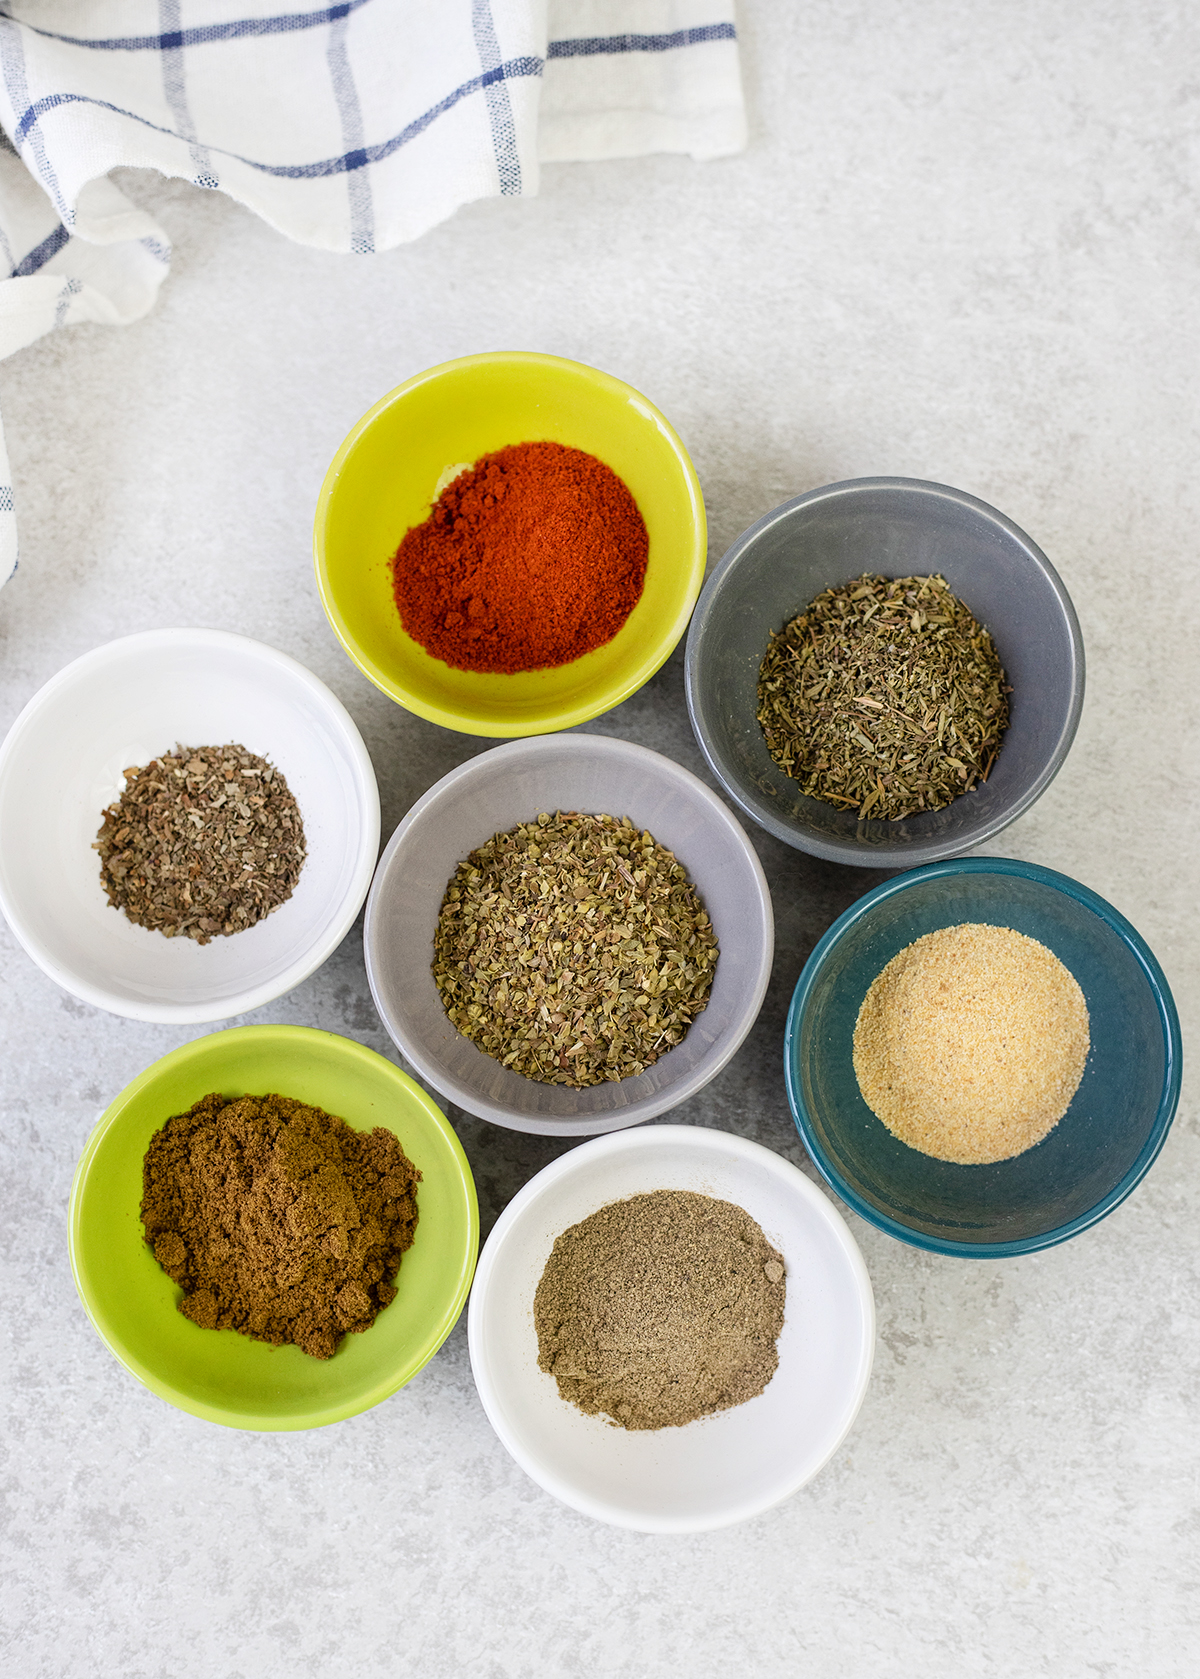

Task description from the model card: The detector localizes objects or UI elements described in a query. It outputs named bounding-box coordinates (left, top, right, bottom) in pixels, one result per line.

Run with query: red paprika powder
left=390, top=441, right=649, bottom=674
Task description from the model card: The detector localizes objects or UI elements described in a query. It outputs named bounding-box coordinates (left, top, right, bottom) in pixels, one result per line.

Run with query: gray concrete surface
left=1, top=4, right=1197, bottom=1674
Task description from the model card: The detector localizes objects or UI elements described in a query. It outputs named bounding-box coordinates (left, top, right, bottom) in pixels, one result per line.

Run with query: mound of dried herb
left=95, top=743, right=306, bottom=943
left=432, top=811, right=719, bottom=1087
left=535, top=1190, right=786, bottom=1431
left=756, top=573, right=1010, bottom=820
left=141, top=1091, right=420, bottom=1360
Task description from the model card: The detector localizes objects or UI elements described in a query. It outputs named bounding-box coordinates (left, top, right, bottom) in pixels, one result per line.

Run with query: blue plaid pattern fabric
left=0, top=1, right=743, bottom=586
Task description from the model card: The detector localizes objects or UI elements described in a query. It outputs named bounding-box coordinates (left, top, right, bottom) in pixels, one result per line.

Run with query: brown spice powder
left=853, top=923, right=1090, bottom=1165
left=141, top=1092, right=420, bottom=1359
left=534, top=1190, right=786, bottom=1431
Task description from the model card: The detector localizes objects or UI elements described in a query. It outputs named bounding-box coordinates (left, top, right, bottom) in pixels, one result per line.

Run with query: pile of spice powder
left=390, top=440, right=649, bottom=673
left=141, top=1092, right=420, bottom=1360
left=852, top=923, right=1090, bottom=1165
left=534, top=1190, right=786, bottom=1431
left=432, top=811, right=718, bottom=1087
left=94, top=743, right=305, bottom=944
left=756, top=573, right=1010, bottom=819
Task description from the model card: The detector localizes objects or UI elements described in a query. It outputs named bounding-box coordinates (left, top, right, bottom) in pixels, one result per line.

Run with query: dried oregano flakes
left=756, top=573, right=1010, bottom=821
left=432, top=811, right=719, bottom=1087
left=94, top=743, right=306, bottom=944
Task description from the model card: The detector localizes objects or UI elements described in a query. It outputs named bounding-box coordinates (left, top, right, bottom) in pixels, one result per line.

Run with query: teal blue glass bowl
left=784, top=859, right=1181, bottom=1257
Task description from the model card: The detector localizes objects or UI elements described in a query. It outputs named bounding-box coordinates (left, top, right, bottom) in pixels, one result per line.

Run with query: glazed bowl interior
left=69, top=1026, right=478, bottom=1430
left=0, top=630, right=379, bottom=1023
left=785, top=860, right=1181, bottom=1256
left=364, top=733, right=773, bottom=1136
left=314, top=352, right=706, bottom=737
left=467, top=1126, right=875, bottom=1533
left=685, top=478, right=1084, bottom=867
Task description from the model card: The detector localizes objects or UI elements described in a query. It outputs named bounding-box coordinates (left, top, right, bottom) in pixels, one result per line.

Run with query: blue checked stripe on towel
left=0, top=4, right=740, bottom=264
left=0, top=3, right=743, bottom=586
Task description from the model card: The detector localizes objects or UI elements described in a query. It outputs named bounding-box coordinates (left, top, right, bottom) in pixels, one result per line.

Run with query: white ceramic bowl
left=468, top=1125, right=875, bottom=1532
left=363, top=734, right=774, bottom=1136
left=0, top=630, right=380, bottom=1022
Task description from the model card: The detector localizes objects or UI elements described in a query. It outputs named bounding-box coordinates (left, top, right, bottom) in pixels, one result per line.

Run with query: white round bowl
left=363, top=734, right=774, bottom=1136
left=0, top=630, right=380, bottom=1022
left=468, top=1125, right=875, bottom=1532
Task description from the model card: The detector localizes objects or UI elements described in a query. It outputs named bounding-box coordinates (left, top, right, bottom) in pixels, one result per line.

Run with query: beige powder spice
left=852, top=923, right=1090, bottom=1165
left=534, top=1190, right=786, bottom=1431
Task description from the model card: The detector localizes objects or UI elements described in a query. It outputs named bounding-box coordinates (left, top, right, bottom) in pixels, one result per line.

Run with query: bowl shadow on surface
left=699, top=448, right=841, bottom=571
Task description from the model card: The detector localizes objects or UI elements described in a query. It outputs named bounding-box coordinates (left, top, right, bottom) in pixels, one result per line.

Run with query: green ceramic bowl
left=313, top=352, right=706, bottom=737
left=69, top=1026, right=479, bottom=1430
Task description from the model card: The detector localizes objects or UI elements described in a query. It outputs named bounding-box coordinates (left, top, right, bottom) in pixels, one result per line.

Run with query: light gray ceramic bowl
left=363, top=734, right=774, bottom=1136
left=684, top=478, right=1084, bottom=868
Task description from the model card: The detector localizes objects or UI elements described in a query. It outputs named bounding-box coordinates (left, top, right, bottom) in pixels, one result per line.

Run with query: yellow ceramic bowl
left=69, top=1026, right=478, bottom=1431
left=313, top=353, right=706, bottom=736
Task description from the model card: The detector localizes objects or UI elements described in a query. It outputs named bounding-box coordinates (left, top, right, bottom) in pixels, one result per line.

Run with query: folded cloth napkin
left=0, top=0, right=744, bottom=587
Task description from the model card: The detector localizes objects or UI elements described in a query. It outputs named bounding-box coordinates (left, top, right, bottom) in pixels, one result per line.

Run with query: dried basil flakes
left=757, top=573, right=1010, bottom=820
left=95, top=743, right=306, bottom=943
left=432, top=812, right=719, bottom=1087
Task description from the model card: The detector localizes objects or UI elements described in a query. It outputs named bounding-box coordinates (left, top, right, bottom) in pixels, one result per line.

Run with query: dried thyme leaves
left=94, top=744, right=306, bottom=944
left=756, top=573, right=1010, bottom=820
left=432, top=812, right=719, bottom=1087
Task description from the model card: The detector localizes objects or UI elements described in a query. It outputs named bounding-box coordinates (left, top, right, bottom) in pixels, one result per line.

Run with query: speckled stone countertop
left=1, top=4, right=1197, bottom=1675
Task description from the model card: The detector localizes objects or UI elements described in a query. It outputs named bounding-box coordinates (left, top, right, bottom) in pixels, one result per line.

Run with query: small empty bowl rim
left=312, top=350, right=707, bottom=738
left=0, top=628, right=381, bottom=1023
left=467, top=1123, right=876, bottom=1532
left=684, top=476, right=1086, bottom=868
left=363, top=732, right=775, bottom=1136
left=784, top=856, right=1182, bottom=1258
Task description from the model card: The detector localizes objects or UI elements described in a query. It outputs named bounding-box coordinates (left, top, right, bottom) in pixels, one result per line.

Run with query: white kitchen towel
left=0, top=148, right=171, bottom=585
left=540, top=2, right=745, bottom=164
left=0, top=1, right=744, bottom=588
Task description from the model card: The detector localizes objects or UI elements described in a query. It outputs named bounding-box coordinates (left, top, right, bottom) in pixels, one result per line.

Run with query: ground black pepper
left=534, top=1190, right=786, bottom=1430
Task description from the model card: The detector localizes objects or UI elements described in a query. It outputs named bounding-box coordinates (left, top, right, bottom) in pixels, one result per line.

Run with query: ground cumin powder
left=141, top=1092, right=420, bottom=1359
left=853, top=923, right=1090, bottom=1165
left=534, top=1190, right=786, bottom=1431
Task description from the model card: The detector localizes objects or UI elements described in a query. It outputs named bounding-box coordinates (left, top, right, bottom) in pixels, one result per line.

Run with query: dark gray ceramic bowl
left=684, top=478, right=1084, bottom=867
